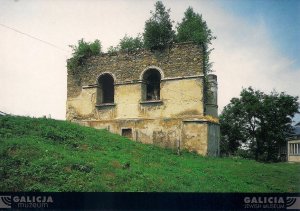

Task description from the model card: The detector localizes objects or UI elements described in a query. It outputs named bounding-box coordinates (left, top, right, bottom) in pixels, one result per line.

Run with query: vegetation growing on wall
left=107, top=34, right=144, bottom=54
left=67, top=39, right=102, bottom=72
left=143, top=1, right=175, bottom=50
left=176, top=7, right=215, bottom=48
left=176, top=6, right=216, bottom=72
left=67, top=1, right=216, bottom=92
left=119, top=34, right=144, bottom=51
left=107, top=45, right=119, bottom=55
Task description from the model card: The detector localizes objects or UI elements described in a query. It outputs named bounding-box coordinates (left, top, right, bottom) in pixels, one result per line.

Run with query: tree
left=176, top=7, right=215, bottom=73
left=143, top=1, right=175, bottom=50
left=176, top=7, right=216, bottom=106
left=220, top=87, right=299, bottom=162
left=119, top=34, right=144, bottom=51
left=176, top=7, right=215, bottom=50
left=220, top=98, right=248, bottom=155
left=259, top=92, right=299, bottom=161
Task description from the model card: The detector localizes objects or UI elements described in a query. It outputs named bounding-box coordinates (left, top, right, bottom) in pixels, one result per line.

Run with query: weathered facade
left=66, top=42, right=220, bottom=156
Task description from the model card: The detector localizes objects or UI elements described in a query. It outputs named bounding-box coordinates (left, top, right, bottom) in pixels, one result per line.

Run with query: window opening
left=97, top=74, right=114, bottom=104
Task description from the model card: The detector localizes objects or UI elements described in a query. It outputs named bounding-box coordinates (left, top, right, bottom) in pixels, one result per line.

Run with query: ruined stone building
left=66, top=42, right=220, bottom=156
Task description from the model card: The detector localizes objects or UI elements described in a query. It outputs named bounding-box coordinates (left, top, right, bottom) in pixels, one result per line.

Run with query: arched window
left=142, top=69, right=161, bottom=101
left=97, top=73, right=114, bottom=104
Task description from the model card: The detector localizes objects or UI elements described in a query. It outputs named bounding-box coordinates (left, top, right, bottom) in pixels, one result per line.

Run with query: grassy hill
left=0, top=115, right=299, bottom=192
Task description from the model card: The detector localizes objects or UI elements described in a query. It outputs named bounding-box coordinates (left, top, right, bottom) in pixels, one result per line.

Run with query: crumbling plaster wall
left=83, top=118, right=211, bottom=154
left=66, top=77, right=204, bottom=121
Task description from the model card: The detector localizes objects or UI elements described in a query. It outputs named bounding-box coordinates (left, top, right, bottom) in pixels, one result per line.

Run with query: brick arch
left=96, top=72, right=115, bottom=104
left=96, top=72, right=116, bottom=84
left=139, top=66, right=164, bottom=81
left=140, top=67, right=163, bottom=101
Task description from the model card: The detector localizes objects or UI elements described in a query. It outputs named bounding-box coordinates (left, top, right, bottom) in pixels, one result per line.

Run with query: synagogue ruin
left=66, top=42, right=220, bottom=156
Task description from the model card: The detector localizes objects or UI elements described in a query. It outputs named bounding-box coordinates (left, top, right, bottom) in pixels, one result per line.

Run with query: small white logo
left=0, top=196, right=12, bottom=208
left=286, top=197, right=300, bottom=210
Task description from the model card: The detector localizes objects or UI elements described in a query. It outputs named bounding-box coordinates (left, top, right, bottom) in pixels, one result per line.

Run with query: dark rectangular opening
left=122, top=128, right=132, bottom=139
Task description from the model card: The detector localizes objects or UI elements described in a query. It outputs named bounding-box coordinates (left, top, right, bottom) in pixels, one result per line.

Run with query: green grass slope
left=0, top=115, right=299, bottom=192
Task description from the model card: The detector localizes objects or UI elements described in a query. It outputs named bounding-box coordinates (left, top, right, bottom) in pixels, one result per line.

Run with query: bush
left=107, top=46, right=119, bottom=54
left=119, top=34, right=144, bottom=51
left=67, top=39, right=102, bottom=71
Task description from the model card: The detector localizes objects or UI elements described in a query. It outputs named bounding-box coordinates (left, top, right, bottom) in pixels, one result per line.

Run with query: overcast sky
left=0, top=0, right=299, bottom=122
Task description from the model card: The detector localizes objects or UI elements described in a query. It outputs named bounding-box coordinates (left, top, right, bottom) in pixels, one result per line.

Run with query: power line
left=0, top=23, right=70, bottom=53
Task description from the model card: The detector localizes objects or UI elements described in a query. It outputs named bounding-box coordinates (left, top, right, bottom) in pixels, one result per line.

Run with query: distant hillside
left=0, top=115, right=299, bottom=192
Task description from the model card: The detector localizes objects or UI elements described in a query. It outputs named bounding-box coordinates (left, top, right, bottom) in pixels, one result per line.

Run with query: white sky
left=0, top=0, right=299, bottom=121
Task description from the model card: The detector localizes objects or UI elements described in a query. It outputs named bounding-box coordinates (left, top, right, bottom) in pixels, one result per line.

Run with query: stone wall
left=67, top=77, right=204, bottom=121
left=67, top=42, right=204, bottom=98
